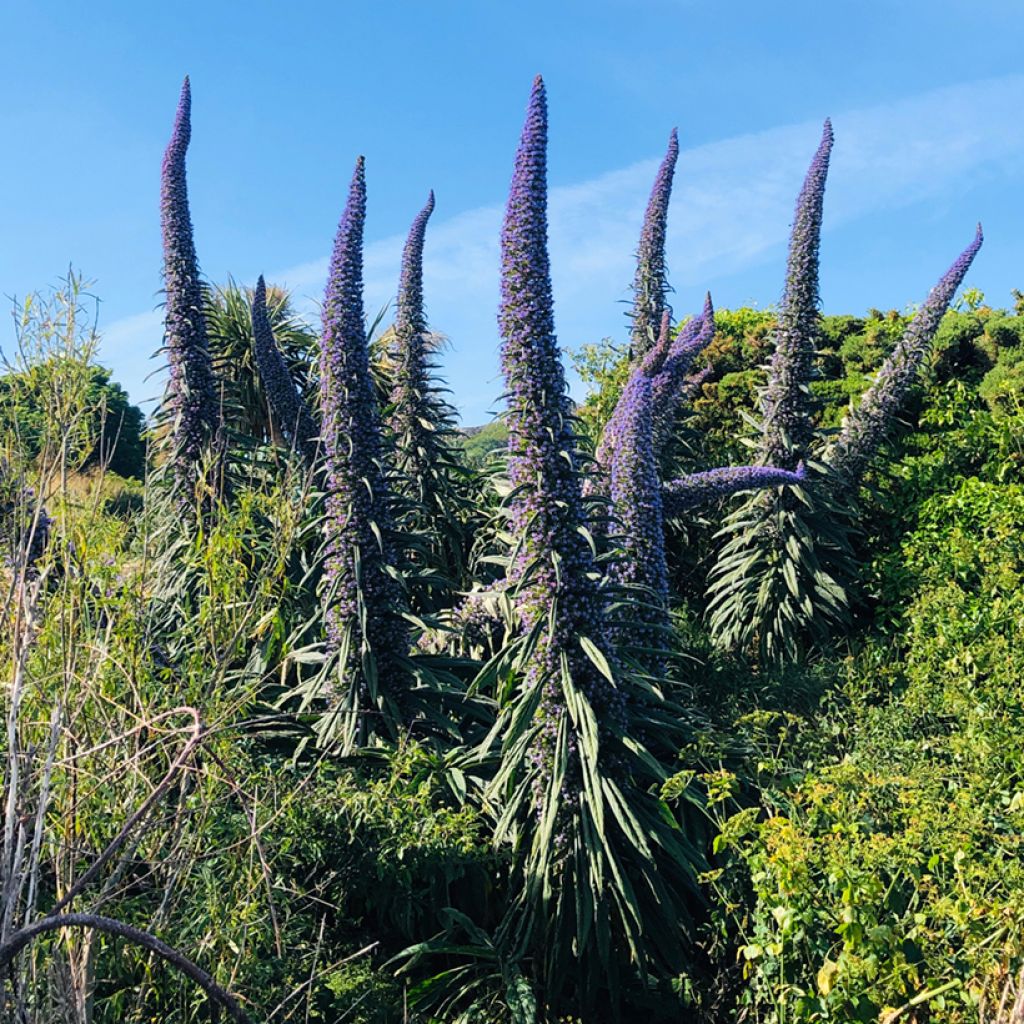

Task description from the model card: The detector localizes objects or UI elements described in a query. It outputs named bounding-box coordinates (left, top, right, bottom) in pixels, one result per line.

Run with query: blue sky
left=1, top=0, right=1021, bottom=423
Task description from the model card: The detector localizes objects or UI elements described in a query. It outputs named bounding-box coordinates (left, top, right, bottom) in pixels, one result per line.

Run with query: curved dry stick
left=49, top=707, right=203, bottom=916
left=0, top=912, right=251, bottom=1023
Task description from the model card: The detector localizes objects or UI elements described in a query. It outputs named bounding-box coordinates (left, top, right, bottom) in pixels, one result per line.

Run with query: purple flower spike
left=320, top=157, right=408, bottom=680
left=631, top=129, right=680, bottom=359
left=160, top=76, right=222, bottom=503
left=651, top=291, right=715, bottom=454
left=500, top=76, right=625, bottom=794
left=663, top=462, right=807, bottom=517
left=827, top=225, right=983, bottom=489
left=388, top=191, right=436, bottom=454
left=608, top=375, right=670, bottom=670
left=251, top=276, right=319, bottom=465
left=397, top=190, right=434, bottom=339
left=597, top=294, right=715, bottom=476
left=760, top=119, right=834, bottom=469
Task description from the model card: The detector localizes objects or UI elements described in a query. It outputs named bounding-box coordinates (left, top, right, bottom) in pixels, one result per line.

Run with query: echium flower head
left=160, top=76, right=222, bottom=502
left=650, top=291, right=715, bottom=456
left=827, top=225, right=983, bottom=490
left=760, top=119, right=834, bottom=469
left=631, top=129, right=680, bottom=359
left=596, top=294, right=715, bottom=477
left=388, top=191, right=437, bottom=453
left=319, top=157, right=408, bottom=674
left=663, top=463, right=807, bottom=518
left=396, top=190, right=434, bottom=340
left=607, top=374, right=670, bottom=671
left=251, top=276, right=319, bottom=465
left=500, top=77, right=625, bottom=785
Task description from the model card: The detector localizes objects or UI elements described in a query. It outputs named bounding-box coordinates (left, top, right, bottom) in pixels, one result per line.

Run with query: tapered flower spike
left=160, top=76, right=222, bottom=504
left=631, top=128, right=680, bottom=359
left=663, top=462, right=807, bottom=518
left=251, top=276, right=319, bottom=465
left=608, top=375, right=670, bottom=672
left=388, top=191, right=438, bottom=458
left=827, top=225, right=983, bottom=490
left=397, top=191, right=434, bottom=339
left=319, top=157, right=408, bottom=681
left=596, top=293, right=715, bottom=475
left=651, top=291, right=715, bottom=454
left=500, top=75, right=625, bottom=793
left=760, top=119, right=834, bottom=469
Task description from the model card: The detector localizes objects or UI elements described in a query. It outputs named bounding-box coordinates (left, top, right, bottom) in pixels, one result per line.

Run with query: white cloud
left=102, top=73, right=1024, bottom=422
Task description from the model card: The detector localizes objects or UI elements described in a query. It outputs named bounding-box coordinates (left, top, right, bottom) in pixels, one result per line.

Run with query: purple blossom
left=607, top=375, right=670, bottom=671
left=500, top=77, right=625, bottom=798
left=826, top=225, right=983, bottom=489
left=760, top=120, right=833, bottom=469
left=319, top=157, right=409, bottom=684
left=596, top=294, right=715, bottom=476
left=631, top=129, right=679, bottom=359
left=663, top=463, right=807, bottom=518
left=251, top=275, right=319, bottom=465
left=650, top=292, right=715, bottom=455
left=160, top=77, right=222, bottom=503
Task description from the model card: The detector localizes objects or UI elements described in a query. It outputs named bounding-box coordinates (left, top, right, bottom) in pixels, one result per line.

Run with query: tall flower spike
left=608, top=375, right=670, bottom=672
left=388, top=191, right=438, bottom=467
left=631, top=129, right=680, bottom=359
left=160, top=76, right=222, bottom=504
left=596, top=294, right=715, bottom=477
left=760, top=119, right=834, bottom=469
left=827, top=225, right=983, bottom=490
left=500, top=74, right=624, bottom=770
left=319, top=157, right=408, bottom=702
left=251, top=276, right=319, bottom=465
left=663, top=463, right=807, bottom=518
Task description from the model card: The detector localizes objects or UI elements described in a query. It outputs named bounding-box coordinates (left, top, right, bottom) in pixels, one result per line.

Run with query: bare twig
left=0, top=912, right=252, bottom=1024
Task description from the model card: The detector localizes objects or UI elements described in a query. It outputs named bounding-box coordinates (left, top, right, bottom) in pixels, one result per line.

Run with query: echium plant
left=706, top=121, right=852, bottom=661
left=317, top=157, right=410, bottom=748
left=485, top=77, right=701, bottom=1017
left=606, top=343, right=805, bottom=674
left=707, top=121, right=984, bottom=662
left=159, top=77, right=224, bottom=509
left=251, top=275, right=319, bottom=465
left=825, top=225, right=984, bottom=490
left=386, top=192, right=470, bottom=592
left=630, top=129, right=679, bottom=359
